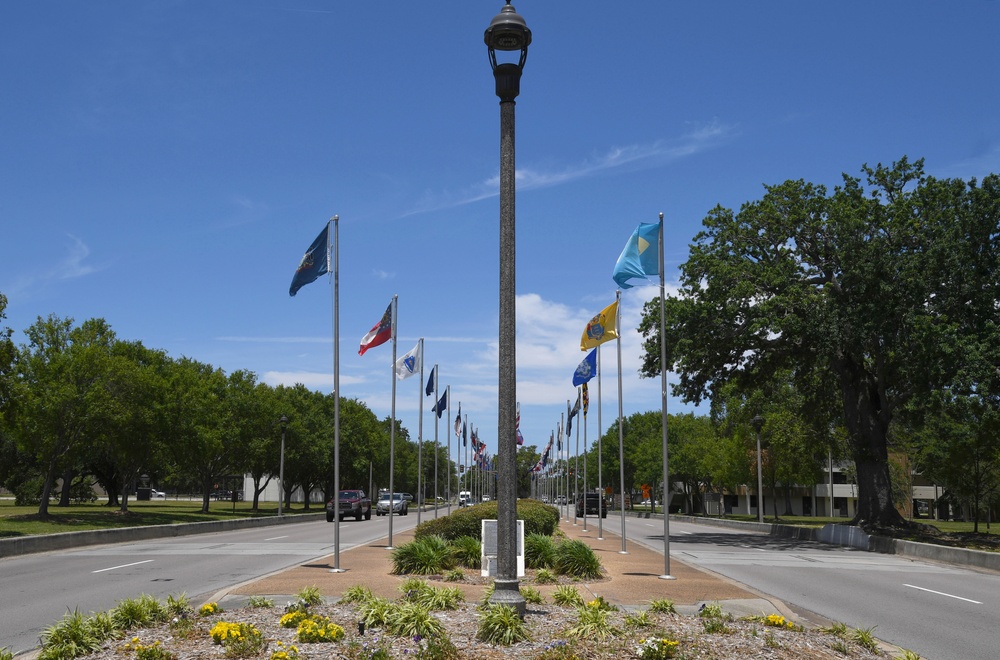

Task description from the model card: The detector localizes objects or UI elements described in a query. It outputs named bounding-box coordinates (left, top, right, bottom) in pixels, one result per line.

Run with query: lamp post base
left=488, top=578, right=526, bottom=617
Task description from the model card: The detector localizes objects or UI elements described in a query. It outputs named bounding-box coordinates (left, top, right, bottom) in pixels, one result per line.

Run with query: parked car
left=401, top=493, right=414, bottom=502
left=150, top=489, right=166, bottom=499
left=328, top=489, right=371, bottom=522
left=576, top=493, right=607, bottom=518
left=375, top=492, right=409, bottom=516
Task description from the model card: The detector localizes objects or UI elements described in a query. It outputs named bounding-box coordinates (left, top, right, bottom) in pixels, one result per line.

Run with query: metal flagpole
left=446, top=388, right=452, bottom=515
left=657, top=213, right=674, bottom=579
left=559, top=416, right=565, bottom=520
left=416, top=338, right=424, bottom=526
left=597, top=348, right=604, bottom=540
left=574, top=390, right=580, bottom=526
left=433, top=364, right=439, bottom=519
left=582, top=385, right=588, bottom=532
left=615, top=289, right=628, bottom=554
left=570, top=401, right=577, bottom=525
left=387, top=295, right=398, bottom=550
left=330, top=215, right=344, bottom=573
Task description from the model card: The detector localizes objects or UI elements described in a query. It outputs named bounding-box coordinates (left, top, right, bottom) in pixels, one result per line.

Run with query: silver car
left=375, top=492, right=409, bottom=516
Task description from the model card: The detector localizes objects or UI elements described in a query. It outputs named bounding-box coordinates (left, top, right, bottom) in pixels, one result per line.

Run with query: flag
left=454, top=405, right=462, bottom=437
left=516, top=403, right=524, bottom=446
left=566, top=392, right=581, bottom=436
left=573, top=349, right=598, bottom=386
left=613, top=221, right=660, bottom=289
left=394, top=341, right=422, bottom=380
left=581, top=300, right=618, bottom=350
left=462, top=421, right=468, bottom=447
left=431, top=391, right=448, bottom=418
left=359, top=302, right=393, bottom=356
left=557, top=426, right=562, bottom=453
left=582, top=382, right=589, bottom=416
left=289, top=223, right=329, bottom=296
left=425, top=366, right=436, bottom=397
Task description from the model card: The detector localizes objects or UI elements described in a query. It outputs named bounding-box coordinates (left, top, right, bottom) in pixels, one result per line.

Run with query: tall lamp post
left=752, top=415, right=764, bottom=523
left=278, top=415, right=288, bottom=517
left=485, top=0, right=530, bottom=616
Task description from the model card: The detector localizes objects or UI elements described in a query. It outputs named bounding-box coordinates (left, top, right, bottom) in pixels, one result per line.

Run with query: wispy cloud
left=262, top=370, right=364, bottom=389
left=398, top=120, right=738, bottom=219
left=4, top=235, right=101, bottom=298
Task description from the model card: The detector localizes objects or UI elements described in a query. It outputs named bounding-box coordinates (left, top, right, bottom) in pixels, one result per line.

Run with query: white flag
left=394, top=341, right=422, bottom=380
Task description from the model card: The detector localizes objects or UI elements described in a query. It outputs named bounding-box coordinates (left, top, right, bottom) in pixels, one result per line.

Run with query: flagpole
left=597, top=347, right=604, bottom=540
left=416, top=337, right=424, bottom=526
left=615, top=289, right=628, bottom=554
left=387, top=294, right=398, bottom=550
left=582, top=386, right=588, bottom=533
left=657, top=212, right=674, bottom=579
left=565, top=399, right=579, bottom=517
left=574, top=391, right=580, bottom=526
left=433, top=364, right=439, bottom=519
left=446, top=388, right=452, bottom=515
left=330, top=215, right=344, bottom=573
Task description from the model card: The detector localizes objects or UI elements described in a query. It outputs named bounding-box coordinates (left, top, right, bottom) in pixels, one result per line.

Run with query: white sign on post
left=480, top=519, right=525, bottom=577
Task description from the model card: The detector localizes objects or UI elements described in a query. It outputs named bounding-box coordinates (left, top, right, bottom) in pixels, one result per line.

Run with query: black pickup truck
left=327, top=489, right=372, bottom=521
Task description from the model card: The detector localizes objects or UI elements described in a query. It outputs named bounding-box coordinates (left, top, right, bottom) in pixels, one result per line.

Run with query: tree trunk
left=59, top=468, right=74, bottom=507
left=838, top=361, right=906, bottom=529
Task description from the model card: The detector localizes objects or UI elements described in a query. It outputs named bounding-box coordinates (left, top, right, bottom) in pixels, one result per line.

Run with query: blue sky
left=3, top=2, right=999, bottom=470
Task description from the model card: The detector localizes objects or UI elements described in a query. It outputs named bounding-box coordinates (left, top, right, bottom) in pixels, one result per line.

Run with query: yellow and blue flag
left=612, top=222, right=660, bottom=289
left=580, top=301, right=618, bottom=350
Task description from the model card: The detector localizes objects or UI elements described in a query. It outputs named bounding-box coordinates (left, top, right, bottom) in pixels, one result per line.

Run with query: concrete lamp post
left=752, top=415, right=764, bottom=523
left=485, top=0, right=530, bottom=617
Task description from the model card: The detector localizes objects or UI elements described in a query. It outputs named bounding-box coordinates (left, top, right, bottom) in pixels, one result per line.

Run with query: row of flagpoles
left=288, top=212, right=672, bottom=578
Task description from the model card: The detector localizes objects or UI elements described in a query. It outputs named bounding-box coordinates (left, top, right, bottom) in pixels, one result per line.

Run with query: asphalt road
left=622, top=516, right=999, bottom=660
left=0, top=514, right=419, bottom=656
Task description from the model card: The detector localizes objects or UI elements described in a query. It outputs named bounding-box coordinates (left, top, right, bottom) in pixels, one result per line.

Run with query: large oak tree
left=640, top=158, right=1000, bottom=529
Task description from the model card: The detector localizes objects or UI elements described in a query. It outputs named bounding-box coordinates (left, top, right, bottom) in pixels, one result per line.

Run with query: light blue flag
left=612, top=222, right=660, bottom=288
left=572, top=349, right=598, bottom=386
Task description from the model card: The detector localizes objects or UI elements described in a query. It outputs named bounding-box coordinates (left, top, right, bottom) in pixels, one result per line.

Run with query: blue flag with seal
left=612, top=222, right=660, bottom=289
left=289, top=223, right=330, bottom=296
left=431, top=391, right=448, bottom=418
left=572, top=349, right=598, bottom=386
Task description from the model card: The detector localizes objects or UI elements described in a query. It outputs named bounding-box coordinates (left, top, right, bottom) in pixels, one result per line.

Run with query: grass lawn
left=0, top=498, right=322, bottom=539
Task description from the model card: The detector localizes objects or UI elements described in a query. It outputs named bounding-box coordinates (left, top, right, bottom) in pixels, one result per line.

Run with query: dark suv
left=327, top=489, right=371, bottom=522
left=575, top=493, right=607, bottom=518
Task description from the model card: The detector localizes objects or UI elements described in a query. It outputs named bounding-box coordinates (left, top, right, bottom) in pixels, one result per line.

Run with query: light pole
left=278, top=415, right=288, bottom=517
left=485, top=0, right=530, bottom=616
left=752, top=415, right=764, bottom=523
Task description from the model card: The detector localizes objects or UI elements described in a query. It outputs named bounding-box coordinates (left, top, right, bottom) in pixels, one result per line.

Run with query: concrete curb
left=0, top=513, right=326, bottom=558
left=633, top=511, right=1000, bottom=573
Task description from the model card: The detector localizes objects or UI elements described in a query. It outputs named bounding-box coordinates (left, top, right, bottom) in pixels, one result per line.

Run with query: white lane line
left=903, top=584, right=982, bottom=604
left=264, top=535, right=289, bottom=541
left=679, top=531, right=693, bottom=535
left=92, top=560, right=154, bottom=574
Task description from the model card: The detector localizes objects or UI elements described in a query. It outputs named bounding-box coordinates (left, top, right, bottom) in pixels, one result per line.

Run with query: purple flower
left=413, top=634, right=423, bottom=643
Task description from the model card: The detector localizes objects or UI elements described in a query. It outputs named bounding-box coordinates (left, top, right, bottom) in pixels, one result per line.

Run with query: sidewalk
left=224, top=512, right=790, bottom=619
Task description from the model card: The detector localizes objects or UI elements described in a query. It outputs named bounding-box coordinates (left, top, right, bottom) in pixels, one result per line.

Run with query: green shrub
left=165, top=593, right=191, bottom=617
left=0, top=648, right=12, bottom=660
left=112, top=595, right=167, bottom=631
left=477, top=605, right=530, bottom=645
left=520, top=585, right=544, bottom=604
left=534, top=567, right=558, bottom=584
left=340, top=584, right=374, bottom=604
left=295, top=585, right=323, bottom=607
left=648, top=598, right=677, bottom=614
left=443, top=568, right=466, bottom=582
left=247, top=595, right=273, bottom=608
left=386, top=601, right=446, bottom=638
left=525, top=533, right=557, bottom=569
left=414, top=500, right=559, bottom=541
left=553, top=539, right=603, bottom=579
left=39, top=609, right=103, bottom=660
left=392, top=535, right=455, bottom=575
left=449, top=535, right=482, bottom=569
left=358, top=597, right=395, bottom=629
left=552, top=585, right=584, bottom=607
left=566, top=605, right=619, bottom=640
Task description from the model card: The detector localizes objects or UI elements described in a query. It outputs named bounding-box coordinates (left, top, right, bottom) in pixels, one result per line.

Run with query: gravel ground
left=71, top=596, right=895, bottom=660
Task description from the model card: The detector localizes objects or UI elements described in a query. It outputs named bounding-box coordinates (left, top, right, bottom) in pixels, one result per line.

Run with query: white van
left=458, top=491, right=472, bottom=507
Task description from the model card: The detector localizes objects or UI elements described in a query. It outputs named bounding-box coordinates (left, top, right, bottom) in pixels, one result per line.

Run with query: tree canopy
left=640, top=157, right=1000, bottom=529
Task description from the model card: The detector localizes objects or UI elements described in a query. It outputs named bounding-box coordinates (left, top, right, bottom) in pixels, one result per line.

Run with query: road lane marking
left=264, top=535, right=289, bottom=541
left=903, top=584, right=982, bottom=604
left=92, top=560, right=154, bottom=573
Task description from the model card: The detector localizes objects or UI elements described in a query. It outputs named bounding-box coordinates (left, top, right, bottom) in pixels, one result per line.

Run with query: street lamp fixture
left=278, top=415, right=288, bottom=517
left=485, top=0, right=530, bottom=617
left=751, top=415, right=764, bottom=523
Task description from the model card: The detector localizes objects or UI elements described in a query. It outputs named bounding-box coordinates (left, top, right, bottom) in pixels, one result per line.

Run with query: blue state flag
left=289, top=224, right=330, bottom=296
left=431, top=391, right=448, bottom=418
left=425, top=366, right=436, bottom=397
left=612, top=222, right=660, bottom=289
left=572, top=349, right=598, bottom=386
